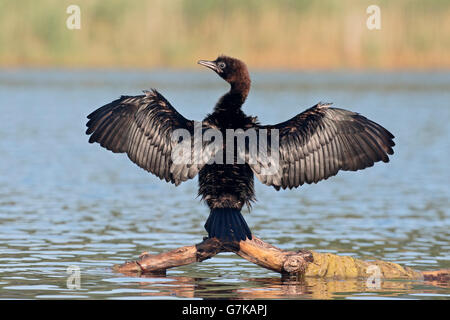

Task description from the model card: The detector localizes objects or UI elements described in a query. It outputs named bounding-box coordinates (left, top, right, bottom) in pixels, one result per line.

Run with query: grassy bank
left=0, top=0, right=449, bottom=69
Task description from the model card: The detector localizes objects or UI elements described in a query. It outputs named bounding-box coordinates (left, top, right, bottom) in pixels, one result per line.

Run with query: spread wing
left=86, top=89, right=218, bottom=185
left=247, top=102, right=395, bottom=190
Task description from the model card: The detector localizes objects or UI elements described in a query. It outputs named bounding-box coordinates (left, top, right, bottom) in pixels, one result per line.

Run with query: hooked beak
left=197, top=60, right=220, bottom=73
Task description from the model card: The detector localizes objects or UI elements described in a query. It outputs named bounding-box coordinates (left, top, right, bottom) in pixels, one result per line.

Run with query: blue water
left=0, top=69, right=449, bottom=299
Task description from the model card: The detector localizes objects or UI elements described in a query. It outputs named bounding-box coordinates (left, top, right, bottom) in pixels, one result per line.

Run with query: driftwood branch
left=114, top=236, right=313, bottom=276
left=114, top=236, right=449, bottom=284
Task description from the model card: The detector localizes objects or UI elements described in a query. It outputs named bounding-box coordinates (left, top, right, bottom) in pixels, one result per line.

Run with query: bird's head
left=198, top=55, right=250, bottom=92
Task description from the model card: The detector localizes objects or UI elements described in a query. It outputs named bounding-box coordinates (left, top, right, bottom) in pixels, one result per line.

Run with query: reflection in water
left=0, top=70, right=449, bottom=299
left=118, top=273, right=449, bottom=300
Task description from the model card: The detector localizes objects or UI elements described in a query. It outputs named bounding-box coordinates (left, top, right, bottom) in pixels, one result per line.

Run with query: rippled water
left=0, top=69, right=449, bottom=299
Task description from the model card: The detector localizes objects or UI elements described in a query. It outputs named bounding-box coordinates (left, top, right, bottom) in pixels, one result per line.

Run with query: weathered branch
left=235, top=237, right=313, bottom=275
left=114, top=236, right=449, bottom=284
left=114, top=236, right=312, bottom=276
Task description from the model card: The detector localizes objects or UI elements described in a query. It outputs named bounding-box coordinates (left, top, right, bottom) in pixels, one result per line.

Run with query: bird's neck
left=230, top=80, right=250, bottom=101
left=214, top=80, right=250, bottom=114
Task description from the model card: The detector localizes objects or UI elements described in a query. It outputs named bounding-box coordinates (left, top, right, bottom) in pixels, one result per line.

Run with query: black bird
left=86, top=55, right=394, bottom=242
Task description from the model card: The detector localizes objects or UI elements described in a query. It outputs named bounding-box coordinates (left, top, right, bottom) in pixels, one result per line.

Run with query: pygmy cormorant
left=86, top=56, right=394, bottom=242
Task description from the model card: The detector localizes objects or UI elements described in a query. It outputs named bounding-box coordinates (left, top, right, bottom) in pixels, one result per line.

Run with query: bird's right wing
left=86, top=89, right=219, bottom=185
left=246, top=102, right=395, bottom=190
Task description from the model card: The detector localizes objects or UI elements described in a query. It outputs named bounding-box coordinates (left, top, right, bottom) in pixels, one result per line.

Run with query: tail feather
left=205, top=208, right=252, bottom=242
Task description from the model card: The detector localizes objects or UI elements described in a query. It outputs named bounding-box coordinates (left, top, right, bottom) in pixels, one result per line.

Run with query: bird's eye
left=218, top=62, right=226, bottom=69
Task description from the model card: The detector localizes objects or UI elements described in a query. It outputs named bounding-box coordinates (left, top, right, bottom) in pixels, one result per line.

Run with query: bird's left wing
left=86, top=89, right=219, bottom=185
left=245, top=102, right=395, bottom=190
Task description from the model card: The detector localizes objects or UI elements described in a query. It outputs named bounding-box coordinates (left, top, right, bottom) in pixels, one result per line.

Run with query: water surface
left=0, top=69, right=449, bottom=299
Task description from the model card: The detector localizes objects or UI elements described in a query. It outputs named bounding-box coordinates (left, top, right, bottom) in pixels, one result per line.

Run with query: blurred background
left=0, top=0, right=449, bottom=69
left=0, top=0, right=449, bottom=299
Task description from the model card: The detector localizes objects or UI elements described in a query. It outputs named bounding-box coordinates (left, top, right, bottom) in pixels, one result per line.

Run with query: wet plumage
left=86, top=55, right=395, bottom=242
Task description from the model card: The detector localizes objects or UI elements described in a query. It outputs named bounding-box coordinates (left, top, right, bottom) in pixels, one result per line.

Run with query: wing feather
left=250, top=103, right=395, bottom=189
left=86, top=89, right=218, bottom=185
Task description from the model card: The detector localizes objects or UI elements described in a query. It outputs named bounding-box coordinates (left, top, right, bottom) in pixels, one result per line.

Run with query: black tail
left=204, top=208, right=252, bottom=242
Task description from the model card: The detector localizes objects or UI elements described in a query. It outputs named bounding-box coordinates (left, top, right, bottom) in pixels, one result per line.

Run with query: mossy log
left=114, top=236, right=449, bottom=283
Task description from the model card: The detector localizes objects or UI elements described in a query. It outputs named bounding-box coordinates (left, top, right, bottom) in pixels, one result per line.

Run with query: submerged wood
left=114, top=236, right=449, bottom=283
